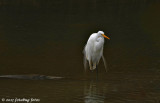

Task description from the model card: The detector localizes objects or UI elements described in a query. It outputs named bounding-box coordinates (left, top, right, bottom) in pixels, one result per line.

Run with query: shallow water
left=0, top=0, right=160, bottom=103
left=1, top=71, right=160, bottom=103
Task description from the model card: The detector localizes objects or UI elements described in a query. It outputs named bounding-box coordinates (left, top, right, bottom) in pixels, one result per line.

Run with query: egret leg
left=89, top=60, right=92, bottom=70
left=96, top=65, right=98, bottom=80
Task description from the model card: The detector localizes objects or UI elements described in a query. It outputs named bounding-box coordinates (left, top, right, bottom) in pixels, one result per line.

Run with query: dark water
left=0, top=0, right=160, bottom=103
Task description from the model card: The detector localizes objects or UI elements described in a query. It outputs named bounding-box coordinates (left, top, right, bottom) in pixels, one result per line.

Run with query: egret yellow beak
left=102, top=34, right=110, bottom=40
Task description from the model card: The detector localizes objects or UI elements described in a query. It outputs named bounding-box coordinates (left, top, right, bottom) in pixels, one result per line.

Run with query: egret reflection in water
left=84, top=81, right=108, bottom=103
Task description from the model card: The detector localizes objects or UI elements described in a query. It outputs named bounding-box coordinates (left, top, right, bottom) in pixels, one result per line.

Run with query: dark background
left=0, top=0, right=159, bottom=77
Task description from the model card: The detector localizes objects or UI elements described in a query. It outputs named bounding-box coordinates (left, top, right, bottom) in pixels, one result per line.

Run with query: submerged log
left=0, top=74, right=64, bottom=80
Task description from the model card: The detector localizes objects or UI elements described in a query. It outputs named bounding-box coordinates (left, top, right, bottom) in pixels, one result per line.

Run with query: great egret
left=83, top=31, right=110, bottom=73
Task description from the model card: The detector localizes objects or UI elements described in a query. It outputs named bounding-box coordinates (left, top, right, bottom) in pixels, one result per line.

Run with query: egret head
left=98, top=31, right=110, bottom=40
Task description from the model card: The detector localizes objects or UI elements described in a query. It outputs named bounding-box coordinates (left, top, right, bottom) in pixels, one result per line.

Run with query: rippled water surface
left=1, top=72, right=160, bottom=103
left=0, top=0, right=160, bottom=103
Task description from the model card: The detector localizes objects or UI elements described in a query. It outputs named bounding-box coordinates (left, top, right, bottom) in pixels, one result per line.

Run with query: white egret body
left=83, top=31, right=110, bottom=71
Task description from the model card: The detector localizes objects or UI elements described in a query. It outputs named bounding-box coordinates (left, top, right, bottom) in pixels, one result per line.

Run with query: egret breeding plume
left=83, top=31, right=110, bottom=73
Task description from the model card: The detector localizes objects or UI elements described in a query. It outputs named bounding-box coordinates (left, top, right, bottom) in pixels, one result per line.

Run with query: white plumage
left=83, top=31, right=110, bottom=71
